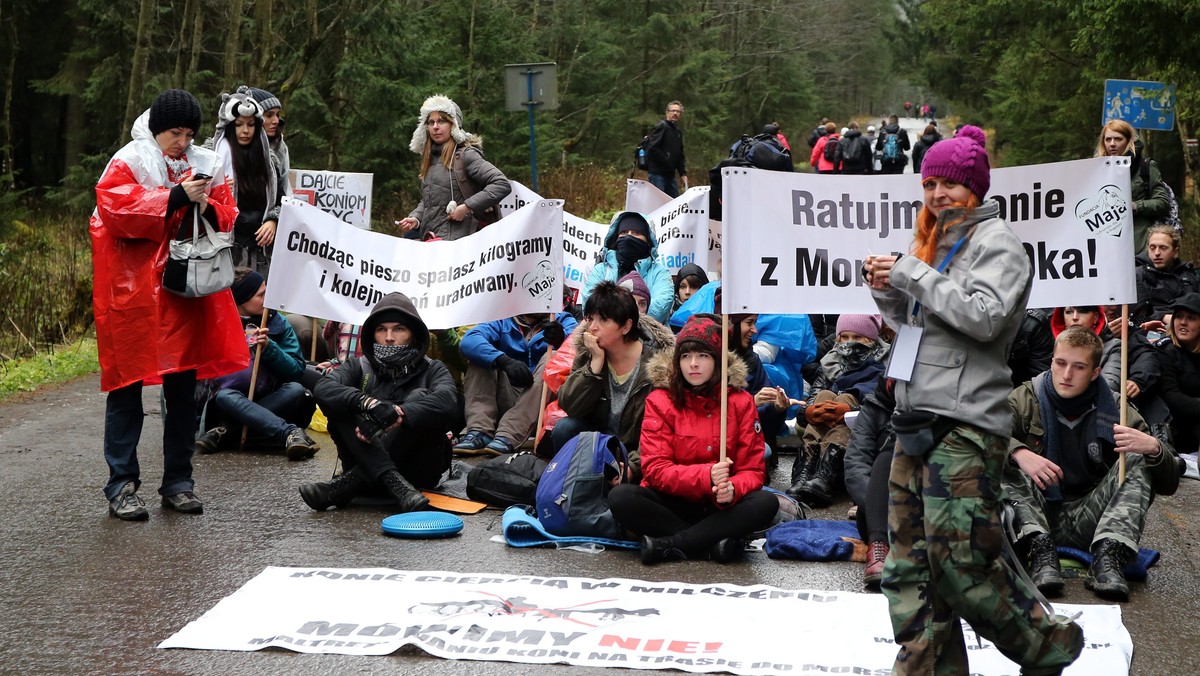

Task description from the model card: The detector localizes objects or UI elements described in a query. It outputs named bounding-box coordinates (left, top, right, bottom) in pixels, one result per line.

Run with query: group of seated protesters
left=190, top=211, right=1195, bottom=599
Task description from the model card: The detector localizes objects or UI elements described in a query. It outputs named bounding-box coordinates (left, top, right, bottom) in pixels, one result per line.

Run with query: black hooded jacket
left=1134, top=252, right=1199, bottom=324
left=312, top=292, right=458, bottom=433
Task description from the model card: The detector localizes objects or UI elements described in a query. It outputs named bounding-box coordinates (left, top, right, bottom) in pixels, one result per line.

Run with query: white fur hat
left=213, top=86, right=264, bottom=137
left=408, top=94, right=480, bottom=154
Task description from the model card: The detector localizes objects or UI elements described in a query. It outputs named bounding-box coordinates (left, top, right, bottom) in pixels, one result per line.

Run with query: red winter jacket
left=638, top=352, right=766, bottom=506
left=810, top=134, right=841, bottom=173
left=90, top=111, right=248, bottom=392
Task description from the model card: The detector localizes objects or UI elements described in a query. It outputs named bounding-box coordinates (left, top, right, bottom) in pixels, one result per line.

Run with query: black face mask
left=615, top=235, right=652, bottom=274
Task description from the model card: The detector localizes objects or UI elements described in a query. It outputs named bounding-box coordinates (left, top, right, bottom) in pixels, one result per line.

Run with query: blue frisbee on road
left=381, top=512, right=464, bottom=538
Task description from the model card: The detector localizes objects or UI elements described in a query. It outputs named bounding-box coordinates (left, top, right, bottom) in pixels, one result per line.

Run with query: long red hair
left=910, top=193, right=981, bottom=265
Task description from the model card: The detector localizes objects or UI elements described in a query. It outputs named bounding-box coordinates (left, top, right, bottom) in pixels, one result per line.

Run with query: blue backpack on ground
left=535, top=431, right=628, bottom=539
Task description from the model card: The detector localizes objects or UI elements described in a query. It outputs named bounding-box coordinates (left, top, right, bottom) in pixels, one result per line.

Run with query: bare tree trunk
left=187, top=0, right=204, bottom=90
left=172, top=0, right=194, bottom=87
left=278, top=1, right=349, bottom=110
left=252, top=0, right=275, bottom=85
left=62, top=18, right=87, bottom=171
left=121, top=0, right=157, bottom=141
left=1, top=12, right=15, bottom=186
left=224, top=0, right=246, bottom=85
left=467, top=0, right=477, bottom=99
left=327, top=30, right=350, bottom=170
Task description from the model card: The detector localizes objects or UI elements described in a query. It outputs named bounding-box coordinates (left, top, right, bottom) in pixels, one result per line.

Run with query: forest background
left=0, top=0, right=1196, bottom=370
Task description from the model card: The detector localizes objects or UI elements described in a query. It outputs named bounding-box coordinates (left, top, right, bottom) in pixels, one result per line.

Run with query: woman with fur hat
left=206, top=85, right=288, bottom=277
left=608, top=314, right=777, bottom=564
left=92, top=88, right=247, bottom=521
left=864, top=125, right=1083, bottom=673
left=397, top=94, right=511, bottom=241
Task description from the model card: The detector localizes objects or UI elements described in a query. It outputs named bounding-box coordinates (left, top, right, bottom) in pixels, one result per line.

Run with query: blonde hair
left=1170, top=312, right=1200, bottom=353
left=417, top=111, right=457, bottom=180
left=1094, top=119, right=1135, bottom=158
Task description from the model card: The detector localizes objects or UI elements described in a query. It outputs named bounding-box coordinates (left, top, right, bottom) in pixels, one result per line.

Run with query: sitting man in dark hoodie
left=196, top=267, right=319, bottom=459
left=553, top=281, right=676, bottom=480
left=298, top=292, right=458, bottom=513
left=1004, top=327, right=1179, bottom=602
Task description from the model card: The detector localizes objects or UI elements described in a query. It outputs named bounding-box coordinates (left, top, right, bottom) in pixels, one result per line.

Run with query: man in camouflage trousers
left=887, top=425, right=1084, bottom=674
left=1004, top=327, right=1179, bottom=602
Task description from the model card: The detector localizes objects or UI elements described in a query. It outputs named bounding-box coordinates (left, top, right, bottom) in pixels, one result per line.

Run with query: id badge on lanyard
left=885, top=234, right=968, bottom=383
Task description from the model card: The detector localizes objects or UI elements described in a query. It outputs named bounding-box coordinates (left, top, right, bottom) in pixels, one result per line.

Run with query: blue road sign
left=1103, top=79, right=1176, bottom=131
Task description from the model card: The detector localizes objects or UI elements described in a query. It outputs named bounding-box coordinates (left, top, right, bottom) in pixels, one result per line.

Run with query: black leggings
left=855, top=450, right=893, bottom=543
left=608, top=484, right=778, bottom=556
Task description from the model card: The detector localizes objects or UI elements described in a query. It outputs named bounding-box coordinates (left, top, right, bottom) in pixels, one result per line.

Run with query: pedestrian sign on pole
left=1103, top=79, right=1176, bottom=131
left=504, top=62, right=558, bottom=193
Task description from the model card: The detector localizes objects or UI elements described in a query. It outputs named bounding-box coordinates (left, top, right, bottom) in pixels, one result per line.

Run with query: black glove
left=494, top=354, right=534, bottom=388
left=539, top=320, right=566, bottom=349
left=359, top=396, right=400, bottom=427
left=356, top=418, right=384, bottom=441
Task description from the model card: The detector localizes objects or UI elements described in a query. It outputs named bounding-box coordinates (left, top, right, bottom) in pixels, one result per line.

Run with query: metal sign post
left=504, top=62, right=558, bottom=193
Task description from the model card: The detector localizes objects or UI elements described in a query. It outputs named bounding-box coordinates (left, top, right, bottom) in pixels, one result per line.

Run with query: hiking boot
left=453, top=430, right=494, bottom=453
left=108, top=482, right=149, bottom=521
left=162, top=491, right=204, bottom=514
left=785, top=445, right=820, bottom=499
left=194, top=426, right=227, bottom=454
left=484, top=436, right=517, bottom=456
left=379, top=469, right=431, bottom=513
left=796, top=444, right=846, bottom=507
left=1028, top=533, right=1064, bottom=597
left=284, top=428, right=320, bottom=461
left=709, top=538, right=744, bottom=564
left=299, top=468, right=368, bottom=511
left=640, top=535, right=688, bottom=565
left=1085, top=538, right=1131, bottom=601
left=864, top=540, right=888, bottom=588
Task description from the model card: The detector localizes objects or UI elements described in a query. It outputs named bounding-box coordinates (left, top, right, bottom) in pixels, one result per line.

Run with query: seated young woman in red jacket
left=608, top=314, right=777, bottom=564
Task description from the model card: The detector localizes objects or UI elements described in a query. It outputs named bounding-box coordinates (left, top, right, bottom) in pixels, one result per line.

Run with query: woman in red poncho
left=91, top=89, right=246, bottom=521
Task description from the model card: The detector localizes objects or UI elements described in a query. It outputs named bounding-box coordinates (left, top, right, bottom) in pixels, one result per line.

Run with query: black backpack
left=634, top=135, right=650, bottom=170
left=728, top=133, right=794, bottom=172
left=840, top=136, right=865, bottom=167
left=822, top=135, right=842, bottom=163
left=466, top=451, right=548, bottom=508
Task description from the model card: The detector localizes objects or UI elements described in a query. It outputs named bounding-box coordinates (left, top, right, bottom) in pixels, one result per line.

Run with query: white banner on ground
left=265, top=199, right=562, bottom=329
left=159, top=567, right=1130, bottom=676
left=722, top=157, right=1137, bottom=314
left=626, top=179, right=717, bottom=274
left=288, top=170, right=373, bottom=229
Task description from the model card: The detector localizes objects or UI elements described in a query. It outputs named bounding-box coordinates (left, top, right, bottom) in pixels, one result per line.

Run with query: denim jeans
left=209, top=381, right=314, bottom=442
left=103, top=370, right=197, bottom=501
left=647, top=172, right=679, bottom=198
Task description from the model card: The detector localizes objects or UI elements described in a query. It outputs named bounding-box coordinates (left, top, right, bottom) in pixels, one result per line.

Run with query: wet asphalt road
left=1, top=375, right=1198, bottom=675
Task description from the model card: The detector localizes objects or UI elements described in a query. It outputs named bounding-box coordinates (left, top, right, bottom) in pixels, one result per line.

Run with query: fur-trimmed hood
left=408, top=94, right=482, bottom=154
left=646, top=342, right=751, bottom=390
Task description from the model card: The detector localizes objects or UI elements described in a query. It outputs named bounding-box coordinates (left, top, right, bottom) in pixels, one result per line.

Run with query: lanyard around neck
left=910, top=232, right=969, bottom=318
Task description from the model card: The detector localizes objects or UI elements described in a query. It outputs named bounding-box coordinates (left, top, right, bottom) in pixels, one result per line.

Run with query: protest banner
left=265, top=199, right=563, bottom=329
left=160, top=566, right=1132, bottom=676
left=626, top=179, right=717, bottom=274
left=496, top=179, right=544, bottom=219
left=288, top=170, right=373, bottom=229
left=722, top=157, right=1137, bottom=314
left=493, top=179, right=606, bottom=300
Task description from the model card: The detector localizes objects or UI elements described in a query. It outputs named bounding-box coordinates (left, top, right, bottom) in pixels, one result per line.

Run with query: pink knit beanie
left=920, top=125, right=990, bottom=201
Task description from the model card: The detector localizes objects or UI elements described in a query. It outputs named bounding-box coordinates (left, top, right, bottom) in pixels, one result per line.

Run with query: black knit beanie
left=149, top=89, right=202, bottom=136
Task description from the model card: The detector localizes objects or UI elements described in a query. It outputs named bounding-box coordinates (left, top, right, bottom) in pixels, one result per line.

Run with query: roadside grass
left=0, top=337, right=98, bottom=400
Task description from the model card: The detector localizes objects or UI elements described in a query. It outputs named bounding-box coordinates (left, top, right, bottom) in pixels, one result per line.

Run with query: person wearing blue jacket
left=195, top=268, right=319, bottom=460
left=454, top=311, right=577, bottom=454
left=579, top=211, right=674, bottom=323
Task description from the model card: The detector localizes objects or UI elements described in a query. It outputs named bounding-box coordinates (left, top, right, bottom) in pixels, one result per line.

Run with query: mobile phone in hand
left=193, top=173, right=212, bottom=181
